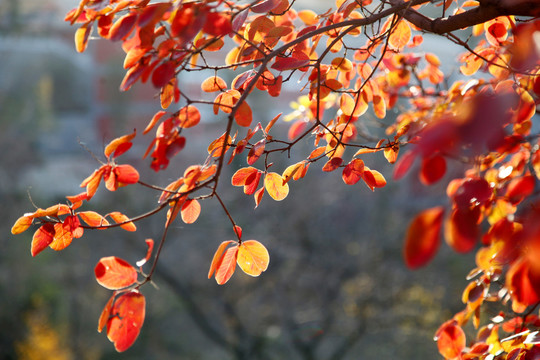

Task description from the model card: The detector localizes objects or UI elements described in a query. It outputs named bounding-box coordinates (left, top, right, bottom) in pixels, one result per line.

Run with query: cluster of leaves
left=11, top=0, right=540, bottom=356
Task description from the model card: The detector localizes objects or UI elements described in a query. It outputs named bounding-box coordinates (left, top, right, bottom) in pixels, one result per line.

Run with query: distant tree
left=11, top=0, right=540, bottom=357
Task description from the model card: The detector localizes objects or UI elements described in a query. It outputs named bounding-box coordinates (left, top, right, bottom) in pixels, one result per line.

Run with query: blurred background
left=0, top=1, right=474, bottom=359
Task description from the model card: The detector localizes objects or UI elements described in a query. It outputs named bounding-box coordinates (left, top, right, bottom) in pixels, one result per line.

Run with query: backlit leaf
left=322, top=157, right=343, bottom=172
left=235, top=101, right=253, bottom=127
left=342, top=159, right=365, bottom=185
left=31, top=223, right=55, bottom=257
left=271, top=57, right=310, bottom=72
left=208, top=240, right=236, bottom=279
left=79, top=211, right=109, bottom=228
left=152, top=61, right=176, bottom=88
left=247, top=139, right=265, bottom=165
left=109, top=212, right=137, bottom=232
left=12, top=215, right=33, bottom=235
left=237, top=240, right=270, bottom=277
left=403, top=207, right=444, bottom=269
left=136, top=239, right=155, bottom=267
left=144, top=111, right=167, bottom=135
left=214, top=246, right=239, bottom=285
left=264, top=172, right=289, bottom=201
left=109, top=13, right=138, bottom=41
left=201, top=76, right=227, bottom=92
left=362, top=167, right=386, bottom=191
left=98, top=295, right=114, bottom=333
left=75, top=24, right=92, bottom=53
left=107, top=291, right=145, bottom=352
left=104, top=130, right=137, bottom=158
left=177, top=105, right=201, bottom=128
left=95, top=256, right=138, bottom=290
left=389, top=20, right=411, bottom=49
left=445, top=207, right=480, bottom=253
left=181, top=199, right=201, bottom=224
left=435, top=320, right=466, bottom=359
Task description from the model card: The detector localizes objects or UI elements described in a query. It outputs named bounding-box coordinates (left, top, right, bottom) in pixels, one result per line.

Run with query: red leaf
left=181, top=199, right=201, bottom=224
left=152, top=61, right=176, bottom=88
left=115, top=164, right=140, bottom=186
left=95, top=256, right=138, bottom=290
left=232, top=167, right=259, bottom=186
left=251, top=0, right=281, bottom=13
left=109, top=13, right=138, bottom=41
left=445, top=207, right=480, bottom=253
left=203, top=12, right=232, bottom=37
left=342, top=159, right=365, bottom=185
left=419, top=154, right=446, bottom=185
left=31, top=223, right=55, bottom=257
left=107, top=291, right=146, bottom=352
left=322, top=157, right=343, bottom=172
left=506, top=175, right=535, bottom=204
left=288, top=120, right=307, bottom=140
left=403, top=207, right=444, bottom=269
left=435, top=320, right=466, bottom=359
left=393, top=150, right=417, bottom=180
left=453, top=177, right=492, bottom=209
left=362, top=167, right=386, bottom=191
left=271, top=57, right=310, bottom=71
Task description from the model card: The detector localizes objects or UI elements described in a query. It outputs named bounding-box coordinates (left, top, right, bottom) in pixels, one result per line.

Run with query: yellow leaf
left=237, top=240, right=269, bottom=277
left=264, top=172, right=289, bottom=201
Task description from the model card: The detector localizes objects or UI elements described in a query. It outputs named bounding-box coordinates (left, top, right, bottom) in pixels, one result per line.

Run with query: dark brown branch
left=392, top=0, right=540, bottom=34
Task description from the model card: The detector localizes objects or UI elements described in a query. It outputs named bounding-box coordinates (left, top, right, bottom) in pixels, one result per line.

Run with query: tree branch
left=392, top=0, right=540, bottom=34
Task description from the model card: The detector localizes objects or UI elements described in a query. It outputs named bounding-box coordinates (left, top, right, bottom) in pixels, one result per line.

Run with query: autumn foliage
left=11, top=0, right=540, bottom=356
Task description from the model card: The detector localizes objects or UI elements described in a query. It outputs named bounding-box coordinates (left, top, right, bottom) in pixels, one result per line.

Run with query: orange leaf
left=104, top=130, right=136, bottom=158
left=232, top=167, right=259, bottom=186
left=254, top=186, right=265, bottom=208
left=31, top=223, right=55, bottom=257
left=389, top=20, right=411, bottom=50
left=136, top=239, right=155, bottom=267
left=176, top=105, right=200, bottom=129
left=50, top=222, right=74, bottom=251
left=208, top=240, right=236, bottom=279
left=283, top=162, right=305, bottom=184
left=247, top=139, right=265, bottom=165
left=342, top=159, right=365, bottom=185
left=322, top=157, right=343, bottom=172
left=308, top=146, right=326, bottom=159
left=144, top=111, right=167, bottom=135
left=181, top=199, right=201, bottom=224
left=271, top=56, right=310, bottom=71
left=237, top=240, right=270, bottom=277
left=435, top=320, right=466, bottom=359
left=362, top=167, right=386, bottom=191
left=235, top=101, right=253, bottom=127
left=12, top=215, right=33, bottom=235
left=264, top=172, right=289, bottom=201
left=115, top=164, right=140, bottom=186
left=109, top=212, right=137, bottom=232
left=403, top=207, right=444, bottom=269
left=288, top=120, right=307, bottom=140
left=214, top=245, right=239, bottom=285
left=297, top=9, right=318, bottom=25
left=79, top=211, right=109, bottom=228
left=208, top=132, right=232, bottom=158
left=265, top=113, right=282, bottom=134
left=95, top=256, right=138, bottom=290
left=75, top=24, right=92, bottom=53
left=81, top=167, right=105, bottom=199
left=107, top=291, right=145, bottom=352
left=201, top=76, right=227, bottom=92
left=98, top=295, right=114, bottom=333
